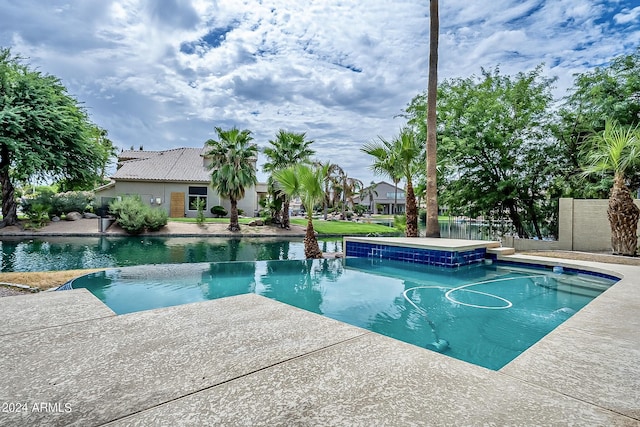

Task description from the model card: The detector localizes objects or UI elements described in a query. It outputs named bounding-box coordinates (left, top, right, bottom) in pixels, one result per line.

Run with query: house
left=352, top=181, right=405, bottom=215
left=95, top=147, right=267, bottom=218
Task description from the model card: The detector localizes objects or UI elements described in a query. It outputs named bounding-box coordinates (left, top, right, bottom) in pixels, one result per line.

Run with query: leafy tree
left=425, top=0, right=440, bottom=237
left=0, top=48, right=104, bottom=227
left=205, top=127, right=257, bottom=231
left=555, top=48, right=640, bottom=198
left=262, top=129, right=315, bottom=229
left=405, top=66, right=557, bottom=238
left=273, top=164, right=328, bottom=259
left=582, top=121, right=640, bottom=255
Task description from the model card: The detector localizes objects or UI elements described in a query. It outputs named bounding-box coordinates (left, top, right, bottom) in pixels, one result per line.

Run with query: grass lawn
left=289, top=218, right=400, bottom=235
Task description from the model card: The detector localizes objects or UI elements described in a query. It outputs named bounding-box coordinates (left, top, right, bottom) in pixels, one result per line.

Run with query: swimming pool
left=0, top=237, right=341, bottom=272
left=66, top=257, right=617, bottom=370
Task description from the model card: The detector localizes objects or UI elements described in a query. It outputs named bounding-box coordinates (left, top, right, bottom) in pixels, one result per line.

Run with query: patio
left=0, top=252, right=638, bottom=426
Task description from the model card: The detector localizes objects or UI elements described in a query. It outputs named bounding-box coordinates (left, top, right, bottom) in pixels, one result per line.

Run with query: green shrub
left=145, top=208, right=168, bottom=231
left=109, top=195, right=169, bottom=234
left=23, top=203, right=50, bottom=230
left=20, top=192, right=55, bottom=218
left=419, top=209, right=426, bottom=224
left=210, top=205, right=228, bottom=217
left=195, top=199, right=206, bottom=225
left=394, top=215, right=406, bottom=233
left=54, top=191, right=95, bottom=215
left=353, top=204, right=367, bottom=216
left=109, top=196, right=148, bottom=234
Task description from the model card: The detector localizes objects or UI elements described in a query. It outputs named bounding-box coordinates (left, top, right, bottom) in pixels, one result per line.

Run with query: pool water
left=0, top=237, right=342, bottom=272
left=68, top=257, right=616, bottom=370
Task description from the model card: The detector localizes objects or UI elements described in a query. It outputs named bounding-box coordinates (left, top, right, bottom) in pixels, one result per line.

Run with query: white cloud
left=0, top=0, right=638, bottom=184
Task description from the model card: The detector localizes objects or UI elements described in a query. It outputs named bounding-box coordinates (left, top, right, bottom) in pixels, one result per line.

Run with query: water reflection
left=0, top=237, right=340, bottom=272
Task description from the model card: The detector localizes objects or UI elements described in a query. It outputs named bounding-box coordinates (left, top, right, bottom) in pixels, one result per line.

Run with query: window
left=386, top=192, right=405, bottom=198
left=188, top=186, right=208, bottom=211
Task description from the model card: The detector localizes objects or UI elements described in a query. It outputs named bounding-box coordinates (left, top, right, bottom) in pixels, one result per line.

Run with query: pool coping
left=0, top=249, right=638, bottom=425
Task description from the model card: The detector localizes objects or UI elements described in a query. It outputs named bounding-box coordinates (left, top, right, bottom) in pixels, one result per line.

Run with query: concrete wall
left=503, top=197, right=640, bottom=252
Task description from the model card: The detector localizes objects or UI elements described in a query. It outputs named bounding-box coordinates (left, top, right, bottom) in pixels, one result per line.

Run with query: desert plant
left=109, top=196, right=147, bottom=234
left=210, top=205, right=228, bottom=218
left=195, top=198, right=206, bottom=225
left=23, top=203, right=50, bottom=229
left=145, top=208, right=168, bottom=232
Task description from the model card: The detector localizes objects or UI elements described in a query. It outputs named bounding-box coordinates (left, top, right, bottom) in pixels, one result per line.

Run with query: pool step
left=487, top=247, right=516, bottom=256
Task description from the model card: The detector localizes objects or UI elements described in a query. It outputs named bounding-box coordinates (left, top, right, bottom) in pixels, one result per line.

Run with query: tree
left=273, top=164, right=328, bottom=259
left=57, top=125, right=117, bottom=191
left=555, top=48, right=640, bottom=198
left=361, top=138, right=402, bottom=214
left=0, top=48, right=104, bottom=227
left=263, top=129, right=315, bottom=229
left=582, top=121, right=640, bottom=256
left=342, top=176, right=363, bottom=217
left=425, top=0, right=440, bottom=237
left=205, top=127, right=257, bottom=232
left=394, top=129, right=423, bottom=237
left=359, top=181, right=378, bottom=213
left=406, top=66, right=557, bottom=239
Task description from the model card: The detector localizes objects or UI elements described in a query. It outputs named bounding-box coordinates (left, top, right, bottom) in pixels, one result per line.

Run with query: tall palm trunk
left=228, top=198, right=240, bottom=232
left=304, top=215, right=323, bottom=259
left=425, top=0, right=440, bottom=238
left=608, top=174, right=639, bottom=255
left=393, top=179, right=399, bottom=214
left=405, top=180, right=418, bottom=237
left=282, top=198, right=290, bottom=229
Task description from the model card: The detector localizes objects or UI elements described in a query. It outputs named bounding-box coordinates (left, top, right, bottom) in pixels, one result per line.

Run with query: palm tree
left=316, top=161, right=344, bottom=220
left=359, top=181, right=378, bottom=213
left=205, top=127, right=257, bottom=232
left=425, top=0, right=441, bottom=237
left=394, top=129, right=423, bottom=237
left=583, top=121, right=640, bottom=255
left=273, top=164, right=328, bottom=258
left=342, top=176, right=363, bottom=218
left=361, top=139, right=403, bottom=215
left=263, top=130, right=315, bottom=229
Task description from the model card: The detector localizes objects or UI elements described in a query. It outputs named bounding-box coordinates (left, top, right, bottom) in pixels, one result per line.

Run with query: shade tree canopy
left=0, top=47, right=106, bottom=227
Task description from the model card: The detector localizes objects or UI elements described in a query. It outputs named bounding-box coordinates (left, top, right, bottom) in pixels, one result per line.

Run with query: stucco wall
left=504, top=197, right=640, bottom=252
left=95, top=181, right=259, bottom=218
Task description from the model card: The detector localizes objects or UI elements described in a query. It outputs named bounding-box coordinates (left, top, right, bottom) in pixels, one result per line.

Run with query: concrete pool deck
left=0, top=252, right=638, bottom=425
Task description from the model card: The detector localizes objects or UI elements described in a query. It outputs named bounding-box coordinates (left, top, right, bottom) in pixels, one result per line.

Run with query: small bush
left=210, top=205, right=228, bottom=217
left=110, top=196, right=147, bottom=234
left=195, top=199, right=206, bottom=225
left=20, top=192, right=55, bottom=218
left=419, top=209, right=426, bottom=224
left=109, top=196, right=169, bottom=234
left=23, top=203, right=50, bottom=230
left=394, top=215, right=406, bottom=233
left=145, top=208, right=168, bottom=231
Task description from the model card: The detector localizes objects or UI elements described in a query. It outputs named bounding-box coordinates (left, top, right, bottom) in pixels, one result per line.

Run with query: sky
left=1, top=0, right=639, bottom=185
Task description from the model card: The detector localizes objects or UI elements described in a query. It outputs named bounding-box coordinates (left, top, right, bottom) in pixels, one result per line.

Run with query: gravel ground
left=0, top=284, right=35, bottom=297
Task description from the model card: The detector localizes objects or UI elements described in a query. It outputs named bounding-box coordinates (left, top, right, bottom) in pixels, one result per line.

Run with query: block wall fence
left=502, top=198, right=640, bottom=252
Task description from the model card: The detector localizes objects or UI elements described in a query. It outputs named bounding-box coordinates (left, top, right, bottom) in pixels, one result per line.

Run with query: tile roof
left=113, top=148, right=211, bottom=183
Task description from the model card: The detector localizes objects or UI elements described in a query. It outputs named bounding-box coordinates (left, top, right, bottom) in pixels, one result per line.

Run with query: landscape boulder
left=65, top=211, right=83, bottom=221
left=83, top=212, right=99, bottom=219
